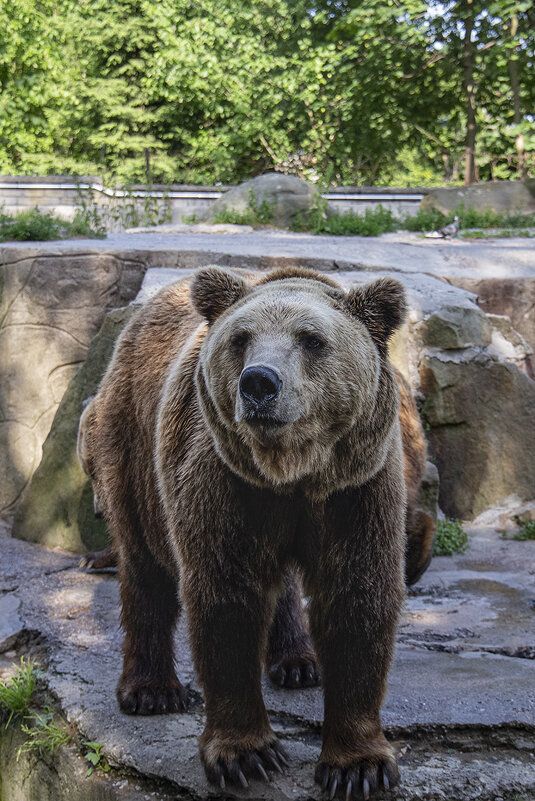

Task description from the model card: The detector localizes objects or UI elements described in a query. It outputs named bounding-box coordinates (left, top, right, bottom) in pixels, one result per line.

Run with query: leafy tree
left=0, top=0, right=533, bottom=184
left=0, top=0, right=62, bottom=171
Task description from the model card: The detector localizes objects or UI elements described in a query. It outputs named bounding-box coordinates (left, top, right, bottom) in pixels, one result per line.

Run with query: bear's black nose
left=239, top=366, right=282, bottom=406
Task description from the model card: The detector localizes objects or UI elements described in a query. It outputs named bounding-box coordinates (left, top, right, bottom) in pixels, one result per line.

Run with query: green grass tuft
left=0, top=658, right=40, bottom=726
left=434, top=519, right=469, bottom=556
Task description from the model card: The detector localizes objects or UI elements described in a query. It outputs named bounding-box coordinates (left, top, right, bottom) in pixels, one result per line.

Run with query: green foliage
left=292, top=201, right=535, bottom=237
left=511, top=519, right=535, bottom=541
left=1, top=0, right=534, bottom=184
left=0, top=208, right=62, bottom=241
left=296, top=205, right=397, bottom=236
left=0, top=207, right=105, bottom=241
left=403, top=205, right=535, bottom=234
left=84, top=741, right=111, bottom=777
left=0, top=659, right=39, bottom=727
left=75, top=185, right=172, bottom=232
left=403, top=208, right=449, bottom=232
left=18, top=708, right=71, bottom=759
left=434, top=519, right=469, bottom=556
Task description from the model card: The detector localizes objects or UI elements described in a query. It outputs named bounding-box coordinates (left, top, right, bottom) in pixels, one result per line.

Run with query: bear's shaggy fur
left=83, top=266, right=430, bottom=796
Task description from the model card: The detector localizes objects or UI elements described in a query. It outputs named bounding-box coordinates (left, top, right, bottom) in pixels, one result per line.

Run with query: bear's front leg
left=181, top=565, right=289, bottom=789
left=308, top=476, right=405, bottom=799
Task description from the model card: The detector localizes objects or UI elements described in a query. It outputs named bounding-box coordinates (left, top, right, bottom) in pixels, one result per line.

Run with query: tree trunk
left=463, top=3, right=476, bottom=185
left=144, top=148, right=151, bottom=184
left=508, top=16, right=526, bottom=178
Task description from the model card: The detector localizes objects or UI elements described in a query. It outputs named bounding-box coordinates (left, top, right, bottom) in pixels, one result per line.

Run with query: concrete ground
left=2, top=228, right=535, bottom=279
left=1, top=517, right=534, bottom=801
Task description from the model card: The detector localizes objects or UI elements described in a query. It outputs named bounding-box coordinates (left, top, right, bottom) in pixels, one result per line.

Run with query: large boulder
left=201, top=173, right=318, bottom=227
left=450, top=276, right=535, bottom=357
left=417, top=284, right=535, bottom=518
left=421, top=353, right=535, bottom=519
left=421, top=180, right=535, bottom=216
left=424, top=304, right=492, bottom=350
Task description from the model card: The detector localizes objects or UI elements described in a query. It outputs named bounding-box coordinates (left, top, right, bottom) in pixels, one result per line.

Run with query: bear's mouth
left=243, top=410, right=287, bottom=430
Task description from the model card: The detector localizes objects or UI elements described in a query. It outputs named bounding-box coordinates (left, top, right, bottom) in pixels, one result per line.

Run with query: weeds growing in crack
left=18, top=708, right=72, bottom=758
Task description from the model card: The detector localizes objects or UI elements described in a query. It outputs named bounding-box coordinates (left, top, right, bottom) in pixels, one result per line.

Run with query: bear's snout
left=239, top=365, right=282, bottom=409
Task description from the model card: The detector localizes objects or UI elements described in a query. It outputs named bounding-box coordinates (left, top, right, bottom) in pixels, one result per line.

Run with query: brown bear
left=79, top=375, right=434, bottom=583
left=83, top=266, right=430, bottom=798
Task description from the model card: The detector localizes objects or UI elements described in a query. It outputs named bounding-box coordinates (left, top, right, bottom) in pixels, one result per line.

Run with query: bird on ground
left=425, top=215, right=461, bottom=240
left=438, top=216, right=461, bottom=238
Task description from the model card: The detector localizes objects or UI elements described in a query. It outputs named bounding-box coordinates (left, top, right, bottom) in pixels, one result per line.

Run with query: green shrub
left=434, top=519, right=469, bottom=556
left=501, top=212, right=535, bottom=228
left=0, top=208, right=62, bottom=241
left=322, top=205, right=397, bottom=236
left=294, top=204, right=398, bottom=236
left=0, top=207, right=105, bottom=241
left=511, top=519, right=535, bottom=541
left=402, top=207, right=448, bottom=232
left=211, top=205, right=257, bottom=225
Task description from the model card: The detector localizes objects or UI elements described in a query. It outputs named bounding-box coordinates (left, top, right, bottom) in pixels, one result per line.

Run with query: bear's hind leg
left=79, top=544, right=117, bottom=570
left=405, top=509, right=436, bottom=586
left=116, top=531, right=187, bottom=716
left=266, top=568, right=320, bottom=689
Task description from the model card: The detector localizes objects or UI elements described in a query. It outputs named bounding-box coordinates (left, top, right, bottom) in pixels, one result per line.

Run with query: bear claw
left=268, top=656, right=320, bottom=689
left=117, top=683, right=188, bottom=715
left=202, top=741, right=289, bottom=788
left=315, top=759, right=399, bottom=799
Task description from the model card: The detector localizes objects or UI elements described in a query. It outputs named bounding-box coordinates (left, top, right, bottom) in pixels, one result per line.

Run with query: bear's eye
left=299, top=333, right=325, bottom=351
left=230, top=331, right=249, bottom=350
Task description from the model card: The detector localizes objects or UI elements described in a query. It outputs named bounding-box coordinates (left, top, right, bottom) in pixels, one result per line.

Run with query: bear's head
left=191, top=266, right=406, bottom=492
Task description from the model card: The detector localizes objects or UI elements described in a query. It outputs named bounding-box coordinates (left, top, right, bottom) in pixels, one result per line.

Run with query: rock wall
left=0, top=248, right=149, bottom=513
left=12, top=306, right=138, bottom=552
left=13, top=265, right=535, bottom=552
left=421, top=180, right=535, bottom=216
left=4, top=248, right=535, bottom=552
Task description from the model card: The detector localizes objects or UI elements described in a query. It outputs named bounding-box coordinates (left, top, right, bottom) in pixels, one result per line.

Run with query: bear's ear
left=190, top=267, right=249, bottom=323
left=346, top=278, right=407, bottom=353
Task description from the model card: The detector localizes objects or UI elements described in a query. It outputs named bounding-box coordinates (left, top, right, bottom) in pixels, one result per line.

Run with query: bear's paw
left=315, top=757, right=400, bottom=800
left=117, top=679, right=188, bottom=715
left=201, top=734, right=290, bottom=789
left=268, top=653, right=320, bottom=689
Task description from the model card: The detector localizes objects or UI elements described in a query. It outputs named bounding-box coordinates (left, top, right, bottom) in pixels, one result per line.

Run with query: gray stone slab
left=2, top=229, right=535, bottom=278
